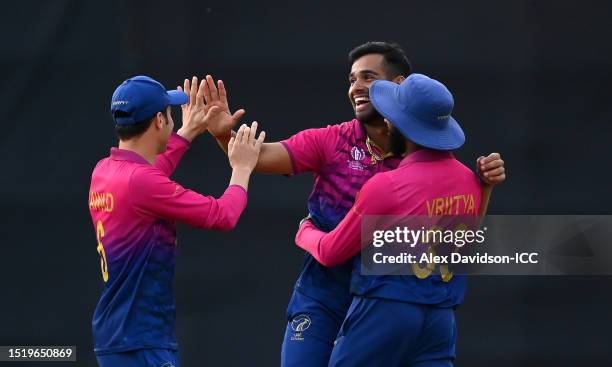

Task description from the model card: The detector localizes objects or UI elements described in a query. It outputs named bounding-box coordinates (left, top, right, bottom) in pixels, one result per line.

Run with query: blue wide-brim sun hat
left=369, top=73, right=465, bottom=151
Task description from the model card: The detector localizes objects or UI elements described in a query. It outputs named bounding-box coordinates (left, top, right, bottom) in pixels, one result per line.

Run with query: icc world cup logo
left=351, top=146, right=365, bottom=161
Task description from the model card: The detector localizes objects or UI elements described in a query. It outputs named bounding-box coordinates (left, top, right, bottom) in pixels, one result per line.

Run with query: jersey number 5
left=96, top=220, right=109, bottom=282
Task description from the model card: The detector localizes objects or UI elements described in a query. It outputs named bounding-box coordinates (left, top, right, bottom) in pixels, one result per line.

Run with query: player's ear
left=384, top=118, right=393, bottom=132
left=154, top=112, right=165, bottom=130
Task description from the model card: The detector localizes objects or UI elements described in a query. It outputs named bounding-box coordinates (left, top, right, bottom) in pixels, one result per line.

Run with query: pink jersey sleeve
left=154, top=133, right=191, bottom=176
left=295, top=175, right=392, bottom=267
left=129, top=166, right=247, bottom=231
left=280, top=125, right=339, bottom=174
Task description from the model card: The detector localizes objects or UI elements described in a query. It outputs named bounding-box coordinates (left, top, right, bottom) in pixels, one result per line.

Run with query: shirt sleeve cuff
left=227, top=184, right=248, bottom=197
left=171, top=132, right=191, bottom=147
left=280, top=140, right=298, bottom=176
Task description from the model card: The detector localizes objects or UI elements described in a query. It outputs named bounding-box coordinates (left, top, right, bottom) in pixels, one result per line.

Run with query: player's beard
left=356, top=104, right=385, bottom=126
left=389, top=125, right=407, bottom=156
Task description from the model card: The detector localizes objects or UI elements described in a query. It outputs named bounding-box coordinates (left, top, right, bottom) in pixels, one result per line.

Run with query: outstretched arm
left=131, top=75, right=265, bottom=231
left=204, top=75, right=326, bottom=175
left=131, top=123, right=264, bottom=231
left=295, top=176, right=390, bottom=267
left=216, top=133, right=293, bottom=174
left=295, top=208, right=363, bottom=267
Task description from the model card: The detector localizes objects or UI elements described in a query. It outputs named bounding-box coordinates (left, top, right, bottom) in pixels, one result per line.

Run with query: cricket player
left=204, top=42, right=505, bottom=366
left=88, top=75, right=264, bottom=367
left=295, top=74, right=481, bottom=366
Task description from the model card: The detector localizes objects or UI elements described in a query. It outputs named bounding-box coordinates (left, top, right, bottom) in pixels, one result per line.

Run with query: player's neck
left=118, top=139, right=158, bottom=165
left=363, top=120, right=390, bottom=153
left=404, top=140, right=423, bottom=156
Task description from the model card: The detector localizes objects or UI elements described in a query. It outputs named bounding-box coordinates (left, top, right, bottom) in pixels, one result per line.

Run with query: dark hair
left=114, top=108, right=169, bottom=141
left=348, top=41, right=412, bottom=77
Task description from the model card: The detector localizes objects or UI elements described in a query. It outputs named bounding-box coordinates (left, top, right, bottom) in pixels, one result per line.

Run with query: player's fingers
left=231, top=109, right=246, bottom=127
left=228, top=136, right=235, bottom=152
left=238, top=124, right=248, bottom=142
left=255, top=131, right=266, bottom=150
left=481, top=159, right=504, bottom=172
left=482, top=153, right=501, bottom=164
left=249, top=121, right=258, bottom=144
left=486, top=173, right=506, bottom=183
left=183, top=79, right=191, bottom=104
left=241, top=126, right=251, bottom=145
left=218, top=80, right=228, bottom=106
left=234, top=124, right=245, bottom=145
left=237, top=125, right=248, bottom=144
left=190, top=76, right=198, bottom=106
left=483, top=167, right=505, bottom=177
left=203, top=75, right=213, bottom=104
left=196, top=79, right=206, bottom=107
left=206, top=75, right=219, bottom=101
left=476, top=156, right=486, bottom=167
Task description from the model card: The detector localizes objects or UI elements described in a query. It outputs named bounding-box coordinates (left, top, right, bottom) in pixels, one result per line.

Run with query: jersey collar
left=110, top=147, right=150, bottom=165
left=399, top=149, right=454, bottom=167
left=354, top=119, right=396, bottom=162
left=354, top=119, right=368, bottom=141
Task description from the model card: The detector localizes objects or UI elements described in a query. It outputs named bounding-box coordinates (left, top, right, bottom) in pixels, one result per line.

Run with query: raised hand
left=228, top=122, right=265, bottom=172
left=176, top=76, right=222, bottom=142
left=203, top=75, right=246, bottom=138
left=477, top=153, right=506, bottom=186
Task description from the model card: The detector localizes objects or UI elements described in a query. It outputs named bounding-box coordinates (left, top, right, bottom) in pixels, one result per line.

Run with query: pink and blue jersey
left=88, top=133, right=247, bottom=355
left=281, top=119, right=402, bottom=314
left=295, top=149, right=482, bottom=306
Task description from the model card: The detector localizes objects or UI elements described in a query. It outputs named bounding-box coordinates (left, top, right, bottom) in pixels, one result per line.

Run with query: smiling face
left=348, top=53, right=390, bottom=124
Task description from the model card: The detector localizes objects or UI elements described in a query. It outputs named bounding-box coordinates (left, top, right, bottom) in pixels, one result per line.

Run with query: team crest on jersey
left=290, top=314, right=311, bottom=341
left=348, top=146, right=368, bottom=171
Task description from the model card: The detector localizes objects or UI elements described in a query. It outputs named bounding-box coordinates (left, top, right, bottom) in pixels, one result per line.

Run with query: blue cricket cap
left=369, top=73, right=465, bottom=151
left=110, top=75, right=188, bottom=125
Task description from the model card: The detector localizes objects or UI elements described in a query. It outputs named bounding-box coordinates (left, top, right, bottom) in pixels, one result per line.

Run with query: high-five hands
left=228, top=122, right=266, bottom=172
left=227, top=122, right=266, bottom=191
left=201, top=75, right=246, bottom=138
left=176, top=76, right=224, bottom=142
